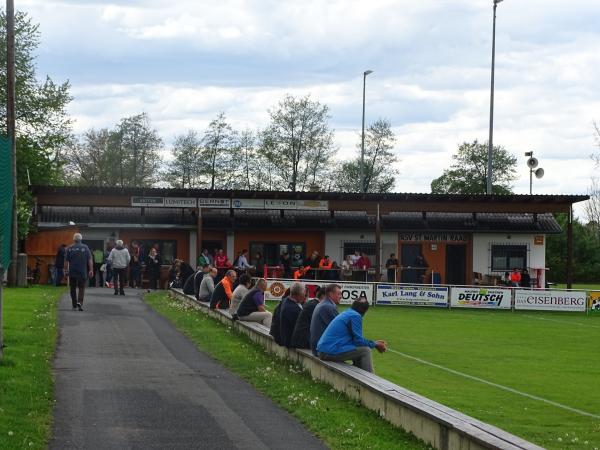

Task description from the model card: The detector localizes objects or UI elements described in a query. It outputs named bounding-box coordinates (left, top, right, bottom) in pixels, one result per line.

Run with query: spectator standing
left=385, top=253, right=399, bottom=283
left=198, top=267, right=217, bottom=302
left=290, top=287, right=326, bottom=349
left=237, top=279, right=272, bottom=327
left=356, top=252, right=371, bottom=270
left=521, top=268, right=531, bottom=288
left=129, top=241, right=142, bottom=288
left=510, top=268, right=521, bottom=287
left=54, top=244, right=66, bottom=286
left=414, top=254, right=429, bottom=283
left=279, top=282, right=307, bottom=347
left=230, top=273, right=253, bottom=315
left=280, top=252, right=292, bottom=279
left=210, top=269, right=237, bottom=310
left=146, top=247, right=161, bottom=290
left=350, top=250, right=361, bottom=266
left=317, top=298, right=387, bottom=373
left=103, top=242, right=114, bottom=288
left=252, top=252, right=265, bottom=275
left=236, top=249, right=254, bottom=272
left=65, top=233, right=93, bottom=311
left=107, top=240, right=131, bottom=295
left=318, top=255, right=333, bottom=280
left=214, top=249, right=230, bottom=269
left=91, top=247, right=105, bottom=287
left=309, top=283, right=341, bottom=354
left=198, top=248, right=213, bottom=267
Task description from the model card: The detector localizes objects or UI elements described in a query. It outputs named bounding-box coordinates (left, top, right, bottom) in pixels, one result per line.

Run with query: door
left=446, top=244, right=467, bottom=285
left=400, top=244, right=422, bottom=283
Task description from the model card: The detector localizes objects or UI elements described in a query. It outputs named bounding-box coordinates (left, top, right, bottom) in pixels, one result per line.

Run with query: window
left=342, top=242, right=376, bottom=264
left=249, top=242, right=306, bottom=267
left=135, top=240, right=177, bottom=265
left=491, top=245, right=527, bottom=271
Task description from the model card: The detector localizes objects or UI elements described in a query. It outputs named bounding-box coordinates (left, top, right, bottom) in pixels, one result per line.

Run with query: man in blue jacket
left=309, top=283, right=341, bottom=355
left=316, top=298, right=386, bottom=373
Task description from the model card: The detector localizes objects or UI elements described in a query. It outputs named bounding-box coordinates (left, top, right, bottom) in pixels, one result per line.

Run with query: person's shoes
left=72, top=305, right=77, bottom=310
left=77, top=303, right=83, bottom=311
left=120, top=291, right=125, bottom=296
left=114, top=291, right=118, bottom=295
left=105, top=281, right=110, bottom=287
left=232, top=313, right=239, bottom=321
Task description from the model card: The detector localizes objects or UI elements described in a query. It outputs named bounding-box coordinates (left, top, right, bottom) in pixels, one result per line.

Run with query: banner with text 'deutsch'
left=375, top=284, right=448, bottom=307
left=450, top=287, right=512, bottom=309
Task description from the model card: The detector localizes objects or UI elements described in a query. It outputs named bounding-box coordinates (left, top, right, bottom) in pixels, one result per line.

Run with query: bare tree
left=200, top=112, right=238, bottom=190
left=585, top=122, right=600, bottom=228
left=164, top=131, right=204, bottom=189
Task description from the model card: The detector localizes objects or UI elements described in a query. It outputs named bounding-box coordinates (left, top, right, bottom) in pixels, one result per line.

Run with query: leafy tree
left=237, top=129, right=269, bottom=190
left=334, top=118, right=398, bottom=193
left=164, top=131, right=204, bottom=189
left=546, top=214, right=600, bottom=283
left=584, top=122, right=600, bottom=229
left=67, top=114, right=163, bottom=188
left=0, top=10, right=72, bottom=238
left=200, top=112, right=238, bottom=190
left=430, top=140, right=517, bottom=194
left=260, top=94, right=335, bottom=191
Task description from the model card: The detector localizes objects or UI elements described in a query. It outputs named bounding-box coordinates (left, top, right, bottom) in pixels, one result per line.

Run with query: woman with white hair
left=107, top=240, right=131, bottom=295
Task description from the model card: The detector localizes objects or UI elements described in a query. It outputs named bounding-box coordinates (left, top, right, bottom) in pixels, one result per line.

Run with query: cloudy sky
left=18, top=0, right=600, bottom=214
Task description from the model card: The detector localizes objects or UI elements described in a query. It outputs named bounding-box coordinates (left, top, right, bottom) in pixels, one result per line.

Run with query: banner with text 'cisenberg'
left=514, top=290, right=586, bottom=312
left=450, top=287, right=512, bottom=309
left=375, top=284, right=448, bottom=307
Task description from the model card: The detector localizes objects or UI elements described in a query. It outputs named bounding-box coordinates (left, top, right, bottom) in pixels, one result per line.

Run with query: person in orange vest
left=319, top=255, right=333, bottom=269
left=293, top=265, right=311, bottom=280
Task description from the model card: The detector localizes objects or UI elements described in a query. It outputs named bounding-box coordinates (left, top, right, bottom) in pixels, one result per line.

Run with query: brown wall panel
left=119, top=229, right=190, bottom=263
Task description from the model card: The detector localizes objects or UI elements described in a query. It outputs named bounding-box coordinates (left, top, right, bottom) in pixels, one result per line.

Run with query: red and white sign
left=265, top=279, right=373, bottom=305
left=514, top=290, right=586, bottom=312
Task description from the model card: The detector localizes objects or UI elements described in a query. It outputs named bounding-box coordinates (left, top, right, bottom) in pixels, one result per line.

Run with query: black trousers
left=113, top=268, right=127, bottom=293
left=69, top=277, right=86, bottom=307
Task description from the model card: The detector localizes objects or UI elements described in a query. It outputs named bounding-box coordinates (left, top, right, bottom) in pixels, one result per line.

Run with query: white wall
left=472, top=233, right=546, bottom=286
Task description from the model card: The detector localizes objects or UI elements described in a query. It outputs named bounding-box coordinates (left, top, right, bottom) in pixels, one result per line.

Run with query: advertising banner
left=588, top=292, right=600, bottom=313
left=163, top=197, right=197, bottom=208
left=131, top=196, right=164, bottom=207
left=198, top=198, right=230, bottom=208
left=514, top=290, right=586, bottom=312
left=450, top=287, right=512, bottom=309
left=232, top=198, right=265, bottom=209
left=375, top=284, right=448, bottom=307
left=265, top=279, right=373, bottom=305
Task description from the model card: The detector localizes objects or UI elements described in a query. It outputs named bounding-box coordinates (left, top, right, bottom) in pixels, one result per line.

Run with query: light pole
left=360, top=70, right=373, bottom=194
left=487, top=0, right=503, bottom=195
left=525, top=151, right=544, bottom=194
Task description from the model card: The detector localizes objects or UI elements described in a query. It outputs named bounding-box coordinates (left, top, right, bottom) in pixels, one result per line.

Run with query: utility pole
left=487, top=0, right=503, bottom=194
left=360, top=70, right=373, bottom=193
left=6, top=0, right=18, bottom=287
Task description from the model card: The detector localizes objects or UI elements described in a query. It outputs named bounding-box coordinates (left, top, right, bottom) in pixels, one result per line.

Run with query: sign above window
left=131, top=196, right=329, bottom=210
left=399, top=233, right=467, bottom=242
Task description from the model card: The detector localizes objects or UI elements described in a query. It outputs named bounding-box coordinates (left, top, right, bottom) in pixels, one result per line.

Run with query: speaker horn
left=534, top=168, right=544, bottom=179
left=527, top=157, right=538, bottom=169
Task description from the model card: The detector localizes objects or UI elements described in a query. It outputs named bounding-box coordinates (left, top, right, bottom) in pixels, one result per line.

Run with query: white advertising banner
left=232, top=198, right=265, bottom=209
left=164, top=197, right=197, bottom=208
left=264, top=199, right=298, bottom=210
left=450, top=287, right=512, bottom=309
left=265, top=279, right=373, bottom=305
left=375, top=284, right=448, bottom=307
left=514, top=290, right=586, bottom=312
left=198, top=198, right=230, bottom=208
left=131, top=196, right=164, bottom=207
left=296, top=200, right=329, bottom=210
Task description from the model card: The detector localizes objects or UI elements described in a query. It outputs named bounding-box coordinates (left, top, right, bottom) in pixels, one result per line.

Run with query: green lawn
left=0, top=286, right=63, bottom=450
left=145, top=292, right=431, bottom=450
left=362, top=306, right=600, bottom=450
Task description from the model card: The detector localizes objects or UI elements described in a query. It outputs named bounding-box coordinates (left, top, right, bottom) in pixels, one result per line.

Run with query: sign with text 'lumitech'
left=265, top=279, right=373, bottom=305
left=164, top=197, right=197, bottom=208
left=375, top=284, right=448, bottom=307
left=450, top=287, right=511, bottom=309
left=514, top=290, right=586, bottom=312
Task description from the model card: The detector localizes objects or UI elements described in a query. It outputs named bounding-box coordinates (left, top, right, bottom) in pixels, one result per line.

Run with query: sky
left=16, top=0, right=600, bottom=216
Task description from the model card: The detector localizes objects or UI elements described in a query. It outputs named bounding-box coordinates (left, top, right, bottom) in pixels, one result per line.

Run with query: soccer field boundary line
left=521, top=314, right=600, bottom=329
left=387, top=348, right=600, bottom=420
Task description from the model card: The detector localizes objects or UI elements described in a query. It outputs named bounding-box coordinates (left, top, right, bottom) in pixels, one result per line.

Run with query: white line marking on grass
left=387, top=348, right=600, bottom=419
left=521, top=314, right=600, bottom=329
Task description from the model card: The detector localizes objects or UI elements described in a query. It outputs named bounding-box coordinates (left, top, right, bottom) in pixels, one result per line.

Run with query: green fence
left=0, top=135, right=13, bottom=272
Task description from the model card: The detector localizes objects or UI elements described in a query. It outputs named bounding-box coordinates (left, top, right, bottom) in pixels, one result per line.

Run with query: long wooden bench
left=169, top=288, right=543, bottom=450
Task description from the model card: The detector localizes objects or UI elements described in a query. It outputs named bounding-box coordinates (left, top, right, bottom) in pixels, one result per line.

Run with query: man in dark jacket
left=279, top=282, right=307, bottom=347
left=64, top=233, right=93, bottom=311
left=290, top=287, right=326, bottom=349
left=309, top=283, right=342, bottom=355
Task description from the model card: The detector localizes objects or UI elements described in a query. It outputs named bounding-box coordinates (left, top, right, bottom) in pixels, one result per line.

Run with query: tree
left=200, top=112, right=238, bottom=190
left=334, top=118, right=398, bottom=193
left=164, top=131, right=204, bottom=189
left=584, top=122, right=600, bottom=229
left=430, top=140, right=517, bottom=194
left=0, top=10, right=72, bottom=237
left=260, top=94, right=335, bottom=192
left=67, top=113, right=163, bottom=188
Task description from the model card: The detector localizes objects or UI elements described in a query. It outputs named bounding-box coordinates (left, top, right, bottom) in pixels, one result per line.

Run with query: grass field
left=358, top=306, right=600, bottom=449
left=0, top=286, right=62, bottom=450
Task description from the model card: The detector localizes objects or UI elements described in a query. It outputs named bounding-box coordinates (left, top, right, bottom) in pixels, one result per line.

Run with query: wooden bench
left=169, top=288, right=542, bottom=450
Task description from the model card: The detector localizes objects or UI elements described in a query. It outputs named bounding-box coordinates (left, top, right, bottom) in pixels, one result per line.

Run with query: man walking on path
left=107, top=240, right=131, bottom=295
left=64, top=233, right=93, bottom=311
left=316, top=298, right=386, bottom=373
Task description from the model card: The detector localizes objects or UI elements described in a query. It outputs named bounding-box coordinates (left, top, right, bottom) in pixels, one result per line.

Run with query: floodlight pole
left=487, top=0, right=503, bottom=194
left=360, top=70, right=373, bottom=194
left=6, top=0, right=18, bottom=287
